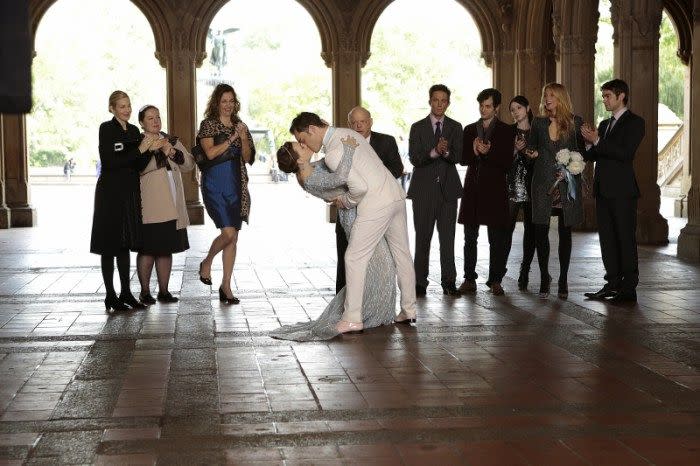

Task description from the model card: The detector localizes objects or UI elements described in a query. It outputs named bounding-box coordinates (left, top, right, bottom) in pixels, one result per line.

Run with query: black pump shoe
left=218, top=287, right=240, bottom=305
left=518, top=265, right=530, bottom=291
left=139, top=292, right=156, bottom=305
left=539, top=274, right=552, bottom=298
left=157, top=291, right=179, bottom=303
left=119, top=293, right=146, bottom=310
left=105, top=293, right=129, bottom=312
left=557, top=280, right=568, bottom=300
left=199, top=261, right=212, bottom=286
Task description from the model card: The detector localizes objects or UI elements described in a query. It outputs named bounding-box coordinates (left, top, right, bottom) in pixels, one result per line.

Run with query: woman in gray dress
left=270, top=140, right=397, bottom=341
left=526, top=83, right=585, bottom=300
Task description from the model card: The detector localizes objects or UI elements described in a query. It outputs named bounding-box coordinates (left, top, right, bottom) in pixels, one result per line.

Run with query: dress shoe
left=199, top=261, right=212, bottom=286
left=538, top=274, right=552, bottom=299
left=557, top=280, right=568, bottom=300
left=335, top=320, right=364, bottom=334
left=517, top=265, right=530, bottom=291
left=119, top=292, right=146, bottom=309
left=490, top=282, right=504, bottom=296
left=415, top=285, right=427, bottom=297
left=218, top=287, right=240, bottom=305
left=105, top=293, right=129, bottom=312
left=157, top=291, right=179, bottom=303
left=584, top=287, right=617, bottom=300
left=442, top=283, right=460, bottom=295
left=608, top=291, right=637, bottom=304
left=457, top=279, right=477, bottom=294
left=394, top=310, right=417, bottom=324
left=139, top=292, right=156, bottom=305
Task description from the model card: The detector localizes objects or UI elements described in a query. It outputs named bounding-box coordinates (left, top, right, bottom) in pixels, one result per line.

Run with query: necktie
left=604, top=116, right=616, bottom=139
left=435, top=121, right=442, bottom=142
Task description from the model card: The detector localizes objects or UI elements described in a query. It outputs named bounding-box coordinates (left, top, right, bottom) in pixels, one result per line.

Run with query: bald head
left=347, top=106, right=373, bottom=138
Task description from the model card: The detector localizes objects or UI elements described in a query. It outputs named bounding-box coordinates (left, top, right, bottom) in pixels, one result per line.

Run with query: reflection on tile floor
left=1, top=183, right=699, bottom=464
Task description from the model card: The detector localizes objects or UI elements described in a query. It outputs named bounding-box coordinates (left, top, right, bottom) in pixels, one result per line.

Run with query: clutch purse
left=192, top=133, right=238, bottom=171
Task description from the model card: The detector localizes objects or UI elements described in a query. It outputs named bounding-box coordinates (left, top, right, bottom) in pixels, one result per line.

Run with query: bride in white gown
left=270, top=140, right=397, bottom=341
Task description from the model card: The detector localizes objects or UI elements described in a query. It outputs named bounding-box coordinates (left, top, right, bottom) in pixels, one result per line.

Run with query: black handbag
left=192, top=133, right=238, bottom=171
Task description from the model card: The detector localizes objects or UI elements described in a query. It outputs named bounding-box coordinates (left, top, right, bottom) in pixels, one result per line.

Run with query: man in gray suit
left=408, top=84, right=463, bottom=296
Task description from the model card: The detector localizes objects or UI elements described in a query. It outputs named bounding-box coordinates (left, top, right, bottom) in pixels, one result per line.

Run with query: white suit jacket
left=323, top=127, right=406, bottom=217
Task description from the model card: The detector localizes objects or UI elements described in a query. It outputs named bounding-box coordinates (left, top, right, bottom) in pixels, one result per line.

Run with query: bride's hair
left=276, top=142, right=299, bottom=174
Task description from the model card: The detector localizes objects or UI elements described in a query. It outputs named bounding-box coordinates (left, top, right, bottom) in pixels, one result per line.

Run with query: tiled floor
left=0, top=182, right=698, bottom=465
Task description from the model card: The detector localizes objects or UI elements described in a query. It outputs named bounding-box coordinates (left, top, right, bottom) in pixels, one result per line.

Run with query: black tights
left=137, top=253, right=173, bottom=294
left=533, top=209, right=572, bottom=284
left=100, top=251, right=132, bottom=296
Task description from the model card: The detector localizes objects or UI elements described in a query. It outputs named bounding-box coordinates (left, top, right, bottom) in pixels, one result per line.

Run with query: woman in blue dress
left=197, top=84, right=255, bottom=304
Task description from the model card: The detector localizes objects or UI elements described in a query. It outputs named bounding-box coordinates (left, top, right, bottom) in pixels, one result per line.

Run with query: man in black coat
left=408, top=84, right=463, bottom=296
left=334, top=106, right=404, bottom=292
left=582, top=79, right=645, bottom=304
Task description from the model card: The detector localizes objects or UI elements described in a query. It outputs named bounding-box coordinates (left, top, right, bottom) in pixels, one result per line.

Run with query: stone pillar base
left=187, top=203, right=205, bottom=226
left=9, top=206, right=36, bottom=227
left=677, top=223, right=700, bottom=261
left=674, top=197, right=688, bottom=218
left=0, top=207, right=10, bottom=229
left=637, top=211, right=669, bottom=245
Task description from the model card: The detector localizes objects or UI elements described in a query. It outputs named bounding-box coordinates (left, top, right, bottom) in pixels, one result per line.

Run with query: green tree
left=658, top=12, right=685, bottom=118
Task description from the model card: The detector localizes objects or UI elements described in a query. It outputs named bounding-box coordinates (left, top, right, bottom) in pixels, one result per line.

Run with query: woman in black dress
left=197, top=84, right=255, bottom=304
left=90, top=90, right=164, bottom=311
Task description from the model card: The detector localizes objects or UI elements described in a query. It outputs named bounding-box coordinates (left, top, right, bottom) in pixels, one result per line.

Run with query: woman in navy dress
left=90, top=90, right=164, bottom=311
left=197, top=84, right=255, bottom=304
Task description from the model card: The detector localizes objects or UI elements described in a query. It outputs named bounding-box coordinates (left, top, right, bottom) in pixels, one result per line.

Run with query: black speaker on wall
left=0, top=0, right=32, bottom=114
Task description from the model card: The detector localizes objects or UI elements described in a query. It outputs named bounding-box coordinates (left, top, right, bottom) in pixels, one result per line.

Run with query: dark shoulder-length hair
left=203, top=83, right=241, bottom=121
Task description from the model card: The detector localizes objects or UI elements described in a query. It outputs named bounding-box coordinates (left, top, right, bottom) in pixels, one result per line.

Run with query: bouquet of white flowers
left=549, top=148, right=585, bottom=199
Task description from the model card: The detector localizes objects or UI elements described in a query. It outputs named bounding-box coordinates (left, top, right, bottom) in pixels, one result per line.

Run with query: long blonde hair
left=539, top=82, right=574, bottom=139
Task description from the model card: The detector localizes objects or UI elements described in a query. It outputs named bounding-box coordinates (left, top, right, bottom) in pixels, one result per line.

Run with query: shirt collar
left=429, top=114, right=445, bottom=126
left=321, top=126, right=335, bottom=152
left=612, top=106, right=628, bottom=121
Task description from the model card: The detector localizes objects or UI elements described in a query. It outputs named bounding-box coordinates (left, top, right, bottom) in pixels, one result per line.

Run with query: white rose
left=555, top=149, right=571, bottom=165
left=569, top=151, right=583, bottom=162
left=568, top=160, right=585, bottom=175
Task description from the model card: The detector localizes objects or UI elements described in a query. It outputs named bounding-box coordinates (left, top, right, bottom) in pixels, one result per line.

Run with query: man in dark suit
left=334, top=106, right=403, bottom=292
left=582, top=79, right=645, bottom=304
left=458, top=88, right=515, bottom=296
left=408, top=84, right=463, bottom=296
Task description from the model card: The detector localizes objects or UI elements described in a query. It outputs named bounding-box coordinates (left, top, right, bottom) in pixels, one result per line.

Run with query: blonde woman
left=526, top=83, right=585, bottom=299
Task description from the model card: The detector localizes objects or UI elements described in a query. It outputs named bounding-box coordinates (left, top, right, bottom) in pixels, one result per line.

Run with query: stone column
left=677, top=0, right=700, bottom=260
left=0, top=116, right=11, bottom=229
left=554, top=0, right=598, bottom=230
left=1, top=114, right=36, bottom=227
left=157, top=42, right=205, bottom=225
left=324, top=49, right=363, bottom=126
left=612, top=0, right=668, bottom=244
left=515, top=47, right=547, bottom=105
left=494, top=49, right=516, bottom=107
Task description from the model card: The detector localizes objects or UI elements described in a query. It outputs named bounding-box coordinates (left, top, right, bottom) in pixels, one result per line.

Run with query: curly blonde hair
left=539, top=82, right=574, bottom=139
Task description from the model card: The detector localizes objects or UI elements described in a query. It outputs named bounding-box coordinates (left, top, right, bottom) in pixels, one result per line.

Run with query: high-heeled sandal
left=539, top=274, right=552, bottom=298
left=105, top=293, right=129, bottom=312
left=557, top=280, right=568, bottom=300
left=119, top=293, right=146, bottom=310
left=199, top=261, right=212, bottom=286
left=218, top=287, right=240, bottom=305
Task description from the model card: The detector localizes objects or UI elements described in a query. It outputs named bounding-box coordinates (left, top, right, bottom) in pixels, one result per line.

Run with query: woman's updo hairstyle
left=276, top=142, right=299, bottom=174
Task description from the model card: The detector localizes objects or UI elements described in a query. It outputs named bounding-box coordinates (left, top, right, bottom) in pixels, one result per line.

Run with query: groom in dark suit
left=334, top=106, right=403, bottom=292
left=582, top=79, right=645, bottom=304
left=408, top=84, right=463, bottom=296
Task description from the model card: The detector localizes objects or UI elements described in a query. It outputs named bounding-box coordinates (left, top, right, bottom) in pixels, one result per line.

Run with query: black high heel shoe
left=119, top=292, right=146, bottom=310
left=517, top=265, right=530, bottom=291
left=199, top=261, right=212, bottom=286
left=557, top=280, right=568, bottom=300
left=157, top=291, right=179, bottom=303
left=218, top=287, right=240, bottom=305
left=539, top=274, right=552, bottom=298
left=105, top=293, right=129, bottom=312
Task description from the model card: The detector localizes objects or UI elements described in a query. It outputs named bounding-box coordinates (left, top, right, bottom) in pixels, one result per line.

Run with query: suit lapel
left=607, top=110, right=629, bottom=138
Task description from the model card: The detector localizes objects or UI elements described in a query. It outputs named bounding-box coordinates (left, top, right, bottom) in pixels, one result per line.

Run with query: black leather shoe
left=119, top=293, right=146, bottom=310
left=157, top=291, right=179, bottom=303
left=584, top=287, right=617, bottom=300
left=139, top=292, right=156, bottom=305
left=105, top=293, right=129, bottom=312
left=219, top=287, right=240, bottom=305
left=442, top=283, right=459, bottom=295
left=517, top=265, right=529, bottom=291
left=608, top=291, right=637, bottom=304
left=199, top=261, right=212, bottom=286
left=415, top=285, right=427, bottom=297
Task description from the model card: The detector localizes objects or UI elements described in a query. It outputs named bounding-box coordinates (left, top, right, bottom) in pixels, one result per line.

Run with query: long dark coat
left=90, top=117, right=149, bottom=255
left=527, top=115, right=585, bottom=226
left=458, top=118, right=515, bottom=226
